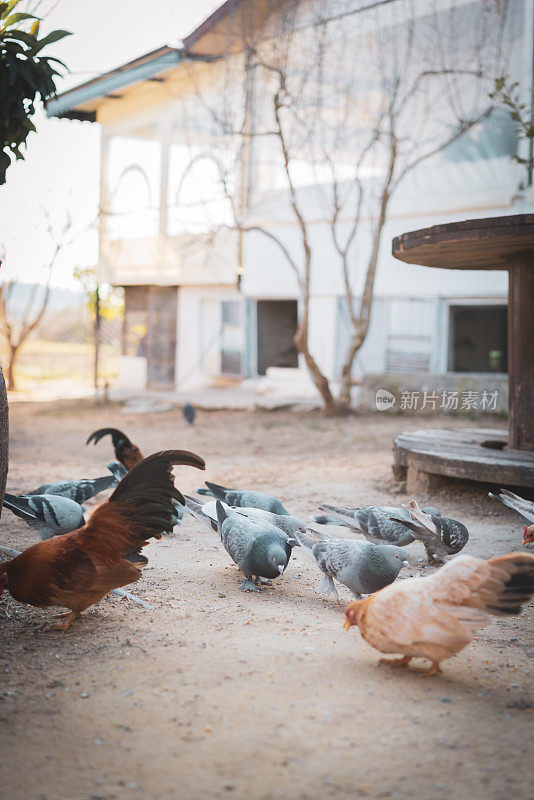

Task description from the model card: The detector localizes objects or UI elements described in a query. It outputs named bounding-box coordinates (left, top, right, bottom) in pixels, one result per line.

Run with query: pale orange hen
left=344, top=552, right=534, bottom=676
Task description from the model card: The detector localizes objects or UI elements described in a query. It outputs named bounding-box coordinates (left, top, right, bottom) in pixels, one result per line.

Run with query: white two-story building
left=47, top=0, right=531, bottom=408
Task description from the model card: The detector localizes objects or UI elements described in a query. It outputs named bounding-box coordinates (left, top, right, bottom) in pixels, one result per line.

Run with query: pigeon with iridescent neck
left=213, top=501, right=297, bottom=592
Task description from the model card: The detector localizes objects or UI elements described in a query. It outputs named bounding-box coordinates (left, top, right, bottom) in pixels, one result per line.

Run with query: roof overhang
left=46, top=0, right=287, bottom=121
left=183, top=0, right=287, bottom=56
left=45, top=46, right=186, bottom=120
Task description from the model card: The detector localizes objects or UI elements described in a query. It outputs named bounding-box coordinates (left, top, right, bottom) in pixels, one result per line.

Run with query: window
left=449, top=305, right=507, bottom=373
left=221, top=301, right=242, bottom=375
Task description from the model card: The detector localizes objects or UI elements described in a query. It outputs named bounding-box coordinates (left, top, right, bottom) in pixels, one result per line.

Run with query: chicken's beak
left=278, top=564, right=285, bottom=575
left=402, top=560, right=410, bottom=568
left=343, top=618, right=352, bottom=631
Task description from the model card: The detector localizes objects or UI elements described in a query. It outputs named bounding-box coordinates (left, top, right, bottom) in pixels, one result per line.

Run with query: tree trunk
left=0, top=365, right=8, bottom=526
left=6, top=345, right=19, bottom=392
left=336, top=327, right=366, bottom=411
left=335, top=170, right=394, bottom=412
left=293, top=313, right=338, bottom=415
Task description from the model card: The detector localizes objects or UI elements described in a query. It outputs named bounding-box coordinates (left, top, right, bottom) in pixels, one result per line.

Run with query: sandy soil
left=0, top=402, right=532, bottom=800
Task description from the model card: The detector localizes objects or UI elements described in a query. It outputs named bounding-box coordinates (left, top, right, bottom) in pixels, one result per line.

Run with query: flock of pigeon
left=1, top=423, right=534, bottom=678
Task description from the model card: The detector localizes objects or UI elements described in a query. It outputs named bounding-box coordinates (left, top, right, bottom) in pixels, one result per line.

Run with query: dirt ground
left=0, top=402, right=532, bottom=800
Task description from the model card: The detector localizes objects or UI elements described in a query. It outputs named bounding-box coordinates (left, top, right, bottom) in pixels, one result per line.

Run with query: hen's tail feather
left=110, top=449, right=205, bottom=507
left=81, top=450, right=206, bottom=559
left=196, top=487, right=212, bottom=496
left=87, top=428, right=133, bottom=448
left=485, top=552, right=534, bottom=615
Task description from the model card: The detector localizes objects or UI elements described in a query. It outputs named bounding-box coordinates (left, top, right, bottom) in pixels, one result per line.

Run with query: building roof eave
left=45, top=46, right=188, bottom=120
left=45, top=0, right=287, bottom=120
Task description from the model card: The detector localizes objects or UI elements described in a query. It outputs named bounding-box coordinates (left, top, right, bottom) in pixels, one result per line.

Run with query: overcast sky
left=0, top=0, right=222, bottom=288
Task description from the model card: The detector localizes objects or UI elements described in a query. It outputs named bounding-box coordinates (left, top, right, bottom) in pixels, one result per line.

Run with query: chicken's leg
left=41, top=610, right=80, bottom=632
left=379, top=655, right=412, bottom=668
left=417, top=661, right=442, bottom=677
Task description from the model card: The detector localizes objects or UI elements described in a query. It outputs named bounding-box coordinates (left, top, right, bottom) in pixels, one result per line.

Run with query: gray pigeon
left=183, top=402, right=196, bottom=425
left=194, top=498, right=306, bottom=538
left=3, top=492, right=85, bottom=539
left=170, top=499, right=185, bottom=528
left=183, top=496, right=219, bottom=532
left=107, top=460, right=127, bottom=481
left=195, top=481, right=290, bottom=515
left=294, top=528, right=409, bottom=600
left=213, top=501, right=297, bottom=591
left=25, top=471, right=118, bottom=504
left=314, top=503, right=441, bottom=547
left=390, top=500, right=469, bottom=564
left=488, top=490, right=534, bottom=524
left=184, top=496, right=301, bottom=541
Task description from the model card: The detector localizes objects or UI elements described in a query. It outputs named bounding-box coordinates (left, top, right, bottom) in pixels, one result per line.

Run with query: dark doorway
left=449, top=305, right=507, bottom=373
left=256, top=300, right=298, bottom=375
left=123, top=286, right=177, bottom=387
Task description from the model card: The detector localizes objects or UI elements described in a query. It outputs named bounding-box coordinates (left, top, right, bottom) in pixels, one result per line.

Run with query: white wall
left=306, top=296, right=338, bottom=377
left=175, top=285, right=242, bottom=390
left=242, top=204, right=517, bottom=302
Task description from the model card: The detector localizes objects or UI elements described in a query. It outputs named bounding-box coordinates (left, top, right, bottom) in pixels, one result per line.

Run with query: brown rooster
left=86, top=427, right=144, bottom=470
left=344, top=551, right=534, bottom=676
left=0, top=449, right=205, bottom=631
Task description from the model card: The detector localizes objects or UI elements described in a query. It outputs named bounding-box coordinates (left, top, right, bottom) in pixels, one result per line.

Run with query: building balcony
left=99, top=228, right=239, bottom=287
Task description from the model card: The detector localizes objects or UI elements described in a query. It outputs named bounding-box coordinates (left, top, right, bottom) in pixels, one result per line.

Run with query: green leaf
left=40, top=54, right=68, bottom=71
left=29, top=18, right=39, bottom=36
left=16, top=61, right=37, bottom=91
left=7, top=59, right=18, bottom=86
left=30, top=28, right=71, bottom=54
left=3, top=11, right=37, bottom=26
left=6, top=29, right=38, bottom=46
left=1, top=0, right=20, bottom=19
